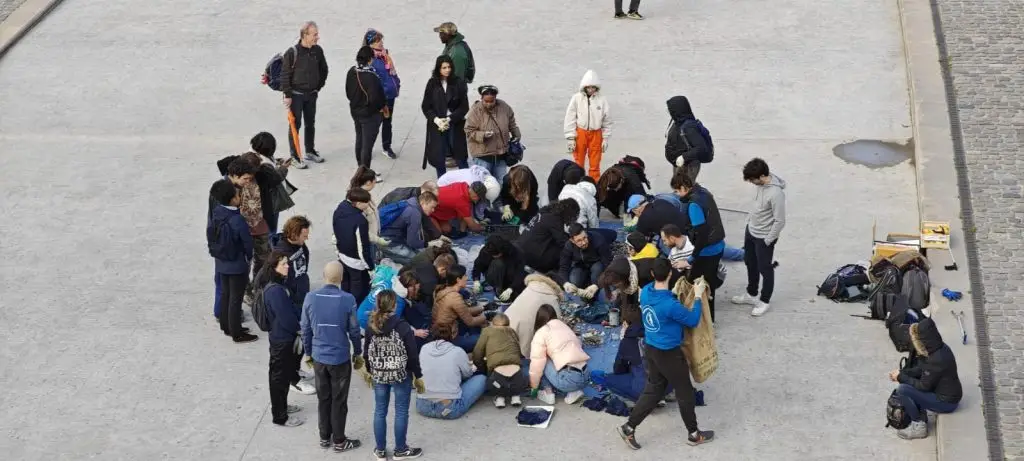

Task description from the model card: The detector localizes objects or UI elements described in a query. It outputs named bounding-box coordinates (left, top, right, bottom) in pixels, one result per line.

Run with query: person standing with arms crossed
left=281, top=21, right=328, bottom=169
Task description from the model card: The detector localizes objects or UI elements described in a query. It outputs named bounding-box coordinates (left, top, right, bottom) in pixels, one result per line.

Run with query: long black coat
left=421, top=77, right=470, bottom=170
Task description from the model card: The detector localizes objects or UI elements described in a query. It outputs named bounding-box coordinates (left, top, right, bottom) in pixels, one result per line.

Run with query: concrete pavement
left=0, top=0, right=957, bottom=459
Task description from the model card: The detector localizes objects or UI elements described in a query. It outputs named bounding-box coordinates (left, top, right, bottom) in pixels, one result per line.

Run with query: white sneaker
left=537, top=389, right=556, bottom=405
left=293, top=158, right=308, bottom=169
left=306, top=151, right=325, bottom=163
left=510, top=395, right=523, bottom=406
left=298, top=368, right=315, bottom=380
left=751, top=301, right=771, bottom=317
left=565, top=390, right=584, bottom=405
left=494, top=396, right=507, bottom=408
left=731, top=293, right=757, bottom=305
left=291, top=380, right=316, bottom=395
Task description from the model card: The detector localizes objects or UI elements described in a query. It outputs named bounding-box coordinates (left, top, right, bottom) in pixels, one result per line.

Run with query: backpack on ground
left=250, top=281, right=280, bottom=332
left=262, top=46, right=297, bottom=91
left=901, top=265, right=931, bottom=311
left=867, top=264, right=902, bottom=320
left=885, top=389, right=911, bottom=429
left=207, top=217, right=240, bottom=260
left=378, top=200, right=410, bottom=230
left=366, top=329, right=408, bottom=384
left=681, top=119, right=715, bottom=163
left=816, top=264, right=870, bottom=302
left=460, top=42, right=476, bottom=83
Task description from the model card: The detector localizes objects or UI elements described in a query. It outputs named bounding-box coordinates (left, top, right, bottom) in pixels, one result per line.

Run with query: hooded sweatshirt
left=419, top=339, right=475, bottom=400
left=898, top=318, right=963, bottom=403
left=558, top=181, right=599, bottom=228
left=664, top=96, right=711, bottom=165
left=362, top=314, right=422, bottom=381
left=745, top=173, right=787, bottom=244
left=333, top=201, right=375, bottom=271
left=345, top=64, right=386, bottom=118
left=563, top=70, right=612, bottom=139
left=639, top=282, right=702, bottom=351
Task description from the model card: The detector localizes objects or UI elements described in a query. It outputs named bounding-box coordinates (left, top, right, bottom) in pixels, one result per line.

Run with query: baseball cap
left=626, top=195, right=647, bottom=214
left=433, top=22, right=457, bottom=34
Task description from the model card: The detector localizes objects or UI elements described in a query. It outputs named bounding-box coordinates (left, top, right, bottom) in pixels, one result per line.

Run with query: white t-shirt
left=668, top=238, right=695, bottom=264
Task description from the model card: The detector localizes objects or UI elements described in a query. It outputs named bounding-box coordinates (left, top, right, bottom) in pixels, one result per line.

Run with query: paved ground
left=0, top=0, right=936, bottom=459
left=0, top=0, right=29, bottom=24
left=932, top=1, right=1024, bottom=459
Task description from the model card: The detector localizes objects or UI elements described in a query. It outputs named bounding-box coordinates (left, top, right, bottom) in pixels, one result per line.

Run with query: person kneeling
left=416, top=322, right=488, bottom=419
left=889, top=318, right=962, bottom=440
left=472, top=313, right=528, bottom=408
left=529, top=304, right=590, bottom=405
left=559, top=223, right=613, bottom=303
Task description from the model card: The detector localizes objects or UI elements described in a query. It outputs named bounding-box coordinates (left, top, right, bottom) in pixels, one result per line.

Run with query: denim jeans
left=374, top=377, right=413, bottom=451
left=541, top=360, right=588, bottom=393
left=415, top=374, right=488, bottom=419
left=452, top=329, right=481, bottom=353
left=213, top=270, right=222, bottom=318
left=380, top=244, right=418, bottom=266
left=569, top=262, right=605, bottom=288
left=897, top=383, right=958, bottom=422
left=471, top=156, right=508, bottom=184
left=722, top=245, right=744, bottom=261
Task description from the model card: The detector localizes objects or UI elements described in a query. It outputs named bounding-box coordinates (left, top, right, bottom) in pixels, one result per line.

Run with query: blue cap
left=626, top=195, right=646, bottom=214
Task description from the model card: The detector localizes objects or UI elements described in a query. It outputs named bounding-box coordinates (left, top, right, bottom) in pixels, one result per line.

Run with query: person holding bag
left=464, top=85, right=520, bottom=183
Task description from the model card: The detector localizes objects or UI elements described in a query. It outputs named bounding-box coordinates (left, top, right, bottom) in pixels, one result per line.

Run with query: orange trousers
left=573, top=127, right=603, bottom=182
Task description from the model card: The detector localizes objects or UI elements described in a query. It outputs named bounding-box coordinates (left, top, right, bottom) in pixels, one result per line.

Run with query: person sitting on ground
left=498, top=164, right=539, bottom=225
left=363, top=289, right=424, bottom=460
left=472, top=235, right=527, bottom=303
left=401, top=263, right=441, bottom=347
left=357, top=268, right=419, bottom=330
left=546, top=158, right=586, bottom=203
left=430, top=181, right=487, bottom=236
left=529, top=304, right=591, bottom=405
left=559, top=223, right=613, bottom=302
left=888, top=317, right=962, bottom=440
left=380, top=180, right=439, bottom=206
left=465, top=84, right=521, bottom=183
left=263, top=251, right=307, bottom=427
left=504, top=273, right=565, bottom=357
left=558, top=175, right=599, bottom=229
left=432, top=264, right=487, bottom=352
left=515, top=199, right=581, bottom=273
left=471, top=313, right=528, bottom=409
left=379, top=191, right=438, bottom=265
left=333, top=188, right=375, bottom=304
left=416, top=322, right=488, bottom=420
left=272, top=215, right=312, bottom=307
left=596, top=155, right=650, bottom=218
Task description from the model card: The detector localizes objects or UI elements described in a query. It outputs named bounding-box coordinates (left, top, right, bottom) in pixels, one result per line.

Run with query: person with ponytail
left=363, top=290, right=424, bottom=460
left=349, top=166, right=391, bottom=253
left=431, top=264, right=486, bottom=352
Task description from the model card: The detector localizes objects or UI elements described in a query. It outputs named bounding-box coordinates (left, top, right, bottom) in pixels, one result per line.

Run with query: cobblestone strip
left=932, top=1, right=1024, bottom=460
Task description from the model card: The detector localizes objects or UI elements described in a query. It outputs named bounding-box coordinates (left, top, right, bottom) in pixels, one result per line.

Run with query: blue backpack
left=262, top=46, right=297, bottom=91
left=681, top=119, right=714, bottom=163
left=378, top=200, right=409, bottom=229
left=207, top=217, right=239, bottom=260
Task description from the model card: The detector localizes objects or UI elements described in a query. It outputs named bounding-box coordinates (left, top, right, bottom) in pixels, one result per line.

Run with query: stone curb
left=0, top=0, right=64, bottom=58
left=897, top=0, right=994, bottom=459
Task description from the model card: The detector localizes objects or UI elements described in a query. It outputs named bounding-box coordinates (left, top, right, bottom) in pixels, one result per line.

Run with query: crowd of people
left=203, top=13, right=965, bottom=459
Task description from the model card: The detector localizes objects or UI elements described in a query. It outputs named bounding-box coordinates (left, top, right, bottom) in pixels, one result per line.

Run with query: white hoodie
left=563, top=70, right=612, bottom=139
left=558, top=181, right=599, bottom=228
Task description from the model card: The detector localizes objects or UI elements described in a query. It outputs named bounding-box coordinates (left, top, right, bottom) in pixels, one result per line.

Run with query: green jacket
left=443, top=33, right=474, bottom=83
left=471, top=325, right=522, bottom=373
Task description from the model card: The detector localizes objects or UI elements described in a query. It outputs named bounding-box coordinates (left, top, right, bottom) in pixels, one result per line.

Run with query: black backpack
left=250, top=280, right=280, bottom=332
left=885, top=389, right=911, bottom=429
left=816, top=264, right=870, bottom=302
left=680, top=119, right=715, bottom=163
left=207, top=217, right=240, bottom=260
left=867, top=265, right=902, bottom=320
left=883, top=293, right=923, bottom=352
left=901, top=266, right=931, bottom=312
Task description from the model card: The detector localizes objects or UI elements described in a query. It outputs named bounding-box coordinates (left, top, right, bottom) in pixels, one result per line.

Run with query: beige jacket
left=465, top=99, right=521, bottom=158
left=562, top=70, right=611, bottom=139
left=503, top=274, right=564, bottom=356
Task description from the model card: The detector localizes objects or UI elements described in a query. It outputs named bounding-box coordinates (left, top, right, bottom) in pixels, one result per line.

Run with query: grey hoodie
left=745, top=173, right=787, bottom=244
left=418, top=339, right=474, bottom=400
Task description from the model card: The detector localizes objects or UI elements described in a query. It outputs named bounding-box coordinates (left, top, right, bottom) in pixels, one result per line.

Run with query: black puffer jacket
left=281, top=43, right=329, bottom=97
left=635, top=199, right=688, bottom=239
left=664, top=96, right=711, bottom=166
left=681, top=184, right=725, bottom=257
left=472, top=238, right=527, bottom=298
left=515, top=212, right=570, bottom=273
left=546, top=159, right=585, bottom=202
left=898, top=318, right=963, bottom=403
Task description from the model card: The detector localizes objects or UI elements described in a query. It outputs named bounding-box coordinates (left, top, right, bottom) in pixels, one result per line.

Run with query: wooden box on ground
left=920, top=220, right=951, bottom=250
left=872, top=219, right=921, bottom=259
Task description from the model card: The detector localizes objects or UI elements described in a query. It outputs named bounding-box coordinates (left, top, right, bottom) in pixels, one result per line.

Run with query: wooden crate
left=920, top=220, right=951, bottom=250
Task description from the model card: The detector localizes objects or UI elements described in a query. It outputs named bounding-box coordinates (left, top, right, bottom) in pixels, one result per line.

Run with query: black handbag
left=272, top=178, right=298, bottom=213
left=506, top=139, right=525, bottom=166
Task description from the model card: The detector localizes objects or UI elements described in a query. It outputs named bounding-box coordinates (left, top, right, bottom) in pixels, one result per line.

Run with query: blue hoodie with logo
left=639, top=282, right=702, bottom=351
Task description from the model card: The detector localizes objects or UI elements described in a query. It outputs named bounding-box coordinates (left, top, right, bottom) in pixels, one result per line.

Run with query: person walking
left=464, top=85, right=520, bottom=183
left=263, top=251, right=306, bottom=427
left=433, top=22, right=475, bottom=84
left=364, top=290, right=425, bottom=460
left=421, top=55, right=470, bottom=177
left=346, top=46, right=387, bottom=175
left=614, top=0, right=644, bottom=19
left=664, top=96, right=713, bottom=182
left=616, top=259, right=714, bottom=450
left=301, top=261, right=365, bottom=452
left=361, top=29, right=402, bottom=161
left=730, top=158, right=786, bottom=317
left=564, top=69, right=612, bottom=182
left=208, top=178, right=258, bottom=343
left=281, top=21, right=328, bottom=168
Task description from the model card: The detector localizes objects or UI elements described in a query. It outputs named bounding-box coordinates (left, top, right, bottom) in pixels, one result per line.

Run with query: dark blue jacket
left=684, top=185, right=725, bottom=258
left=380, top=197, right=426, bottom=250
left=271, top=234, right=311, bottom=306
left=301, top=285, right=362, bottom=366
left=210, top=205, right=254, bottom=275
left=333, top=201, right=375, bottom=270
left=614, top=322, right=645, bottom=372
left=558, top=230, right=613, bottom=282
left=370, top=53, right=401, bottom=100
left=266, top=282, right=300, bottom=344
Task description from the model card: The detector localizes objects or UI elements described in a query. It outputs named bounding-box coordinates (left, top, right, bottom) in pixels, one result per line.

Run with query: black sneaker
left=233, top=333, right=259, bottom=343
left=319, top=439, right=331, bottom=449
left=617, top=424, right=641, bottom=450
left=614, top=12, right=627, bottom=19
left=373, top=448, right=387, bottom=460
left=687, top=430, right=715, bottom=446
left=334, top=438, right=361, bottom=453
left=383, top=148, right=397, bottom=159
left=393, top=447, right=423, bottom=460
left=223, top=327, right=250, bottom=337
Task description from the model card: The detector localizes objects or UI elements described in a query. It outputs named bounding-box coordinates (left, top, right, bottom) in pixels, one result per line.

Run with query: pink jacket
left=529, top=319, right=590, bottom=387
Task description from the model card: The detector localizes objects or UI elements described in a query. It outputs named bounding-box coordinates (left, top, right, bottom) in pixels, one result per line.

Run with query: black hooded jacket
left=599, top=157, right=650, bottom=217
left=898, top=318, right=963, bottom=403
left=682, top=184, right=725, bottom=257
left=515, top=212, right=570, bottom=273
left=546, top=159, right=585, bottom=202
left=472, top=238, right=527, bottom=297
left=636, top=199, right=689, bottom=239
left=214, top=155, right=285, bottom=221
left=664, top=96, right=712, bottom=165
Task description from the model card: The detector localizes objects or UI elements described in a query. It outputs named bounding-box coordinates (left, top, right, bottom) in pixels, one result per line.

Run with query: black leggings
left=743, top=228, right=777, bottom=303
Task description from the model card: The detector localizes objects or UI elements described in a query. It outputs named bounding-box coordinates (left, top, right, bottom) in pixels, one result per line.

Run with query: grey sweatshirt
left=418, top=339, right=474, bottom=400
left=745, top=173, right=787, bottom=244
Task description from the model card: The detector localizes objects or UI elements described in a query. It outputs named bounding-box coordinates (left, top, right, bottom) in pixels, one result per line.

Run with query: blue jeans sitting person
left=380, top=244, right=418, bottom=266
left=897, top=383, right=958, bottom=422
left=541, top=360, right=588, bottom=394
left=415, top=375, right=487, bottom=419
